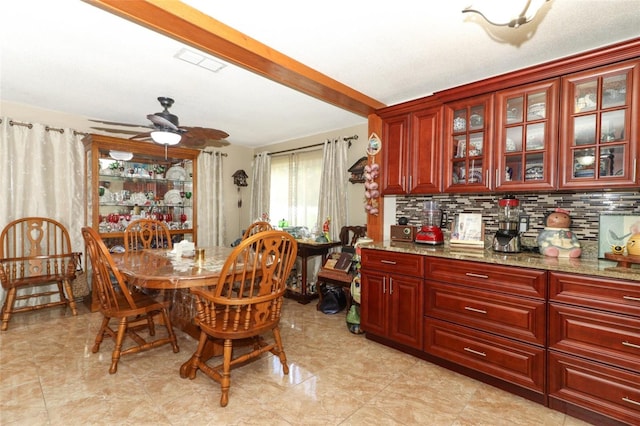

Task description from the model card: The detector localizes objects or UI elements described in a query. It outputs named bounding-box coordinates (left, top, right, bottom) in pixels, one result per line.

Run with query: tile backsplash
left=395, top=191, right=640, bottom=244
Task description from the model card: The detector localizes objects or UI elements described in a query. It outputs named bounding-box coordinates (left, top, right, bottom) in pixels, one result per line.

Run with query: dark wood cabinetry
left=494, top=79, right=559, bottom=191
left=360, top=249, right=424, bottom=349
left=443, top=94, right=493, bottom=192
left=380, top=104, right=442, bottom=195
left=423, top=258, right=547, bottom=397
left=559, top=60, right=639, bottom=189
left=548, top=272, right=640, bottom=424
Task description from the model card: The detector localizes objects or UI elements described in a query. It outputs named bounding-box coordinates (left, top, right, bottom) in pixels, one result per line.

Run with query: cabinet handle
left=495, top=168, right=499, bottom=185
left=389, top=277, right=393, bottom=295
left=382, top=277, right=386, bottom=294
left=622, top=341, right=640, bottom=350
left=463, top=347, right=486, bottom=357
left=622, top=397, right=640, bottom=407
left=634, top=158, right=637, bottom=180
left=380, top=260, right=397, bottom=265
left=464, top=306, right=487, bottom=314
left=486, top=169, right=489, bottom=185
left=408, top=175, right=413, bottom=190
left=623, top=295, right=640, bottom=302
left=465, top=272, right=489, bottom=279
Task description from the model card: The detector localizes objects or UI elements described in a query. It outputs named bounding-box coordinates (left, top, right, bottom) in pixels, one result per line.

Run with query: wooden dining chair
left=81, top=227, right=179, bottom=374
left=186, top=230, right=298, bottom=407
left=0, top=217, right=80, bottom=331
left=124, top=218, right=173, bottom=251
left=242, top=221, right=273, bottom=240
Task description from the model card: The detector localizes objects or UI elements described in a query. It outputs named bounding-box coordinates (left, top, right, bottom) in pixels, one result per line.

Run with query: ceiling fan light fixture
left=151, top=130, right=182, bottom=146
left=463, top=0, right=549, bottom=28
left=109, top=150, right=133, bottom=161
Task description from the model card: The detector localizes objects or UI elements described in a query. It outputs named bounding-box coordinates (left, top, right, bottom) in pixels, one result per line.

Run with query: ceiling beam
left=85, top=0, right=386, bottom=117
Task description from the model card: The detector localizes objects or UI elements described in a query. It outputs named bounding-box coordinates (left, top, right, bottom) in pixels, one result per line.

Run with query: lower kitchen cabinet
left=548, top=272, right=640, bottom=425
left=360, top=249, right=424, bottom=350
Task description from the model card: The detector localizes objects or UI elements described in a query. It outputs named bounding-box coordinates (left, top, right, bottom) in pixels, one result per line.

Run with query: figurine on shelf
left=537, top=208, right=582, bottom=258
left=322, top=217, right=331, bottom=242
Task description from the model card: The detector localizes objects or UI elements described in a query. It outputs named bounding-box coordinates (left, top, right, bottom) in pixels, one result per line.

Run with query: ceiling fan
left=90, top=97, right=230, bottom=149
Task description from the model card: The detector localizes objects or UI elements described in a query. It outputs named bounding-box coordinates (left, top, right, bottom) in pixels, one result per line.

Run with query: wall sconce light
left=463, top=0, right=550, bottom=28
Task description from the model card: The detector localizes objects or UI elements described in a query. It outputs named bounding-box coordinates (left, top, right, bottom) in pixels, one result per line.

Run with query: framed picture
left=598, top=214, right=640, bottom=258
left=450, top=213, right=485, bottom=248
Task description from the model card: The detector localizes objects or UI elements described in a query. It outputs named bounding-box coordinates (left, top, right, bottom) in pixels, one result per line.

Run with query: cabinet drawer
left=549, top=303, right=640, bottom=373
left=549, top=352, right=640, bottom=426
left=361, top=249, right=425, bottom=276
left=424, top=318, right=545, bottom=392
left=426, top=281, right=546, bottom=345
left=426, top=258, right=546, bottom=299
left=550, top=272, right=640, bottom=317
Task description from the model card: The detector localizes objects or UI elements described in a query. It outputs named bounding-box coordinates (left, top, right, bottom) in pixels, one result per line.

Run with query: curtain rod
left=266, top=134, right=358, bottom=156
left=201, top=151, right=228, bottom=156
left=2, top=118, right=88, bottom=136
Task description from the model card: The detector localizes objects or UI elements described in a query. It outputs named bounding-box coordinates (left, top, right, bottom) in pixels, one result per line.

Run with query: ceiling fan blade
left=89, top=119, right=150, bottom=129
left=181, top=137, right=231, bottom=149
left=182, top=126, right=229, bottom=140
left=90, top=126, right=146, bottom=135
left=129, top=131, right=152, bottom=140
left=147, top=114, right=181, bottom=131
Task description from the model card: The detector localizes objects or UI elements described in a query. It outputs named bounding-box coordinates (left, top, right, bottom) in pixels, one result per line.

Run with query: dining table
left=111, top=246, right=235, bottom=377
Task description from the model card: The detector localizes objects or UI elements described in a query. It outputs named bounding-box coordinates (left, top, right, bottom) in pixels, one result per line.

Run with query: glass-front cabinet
left=444, top=94, right=493, bottom=192
left=559, top=60, right=639, bottom=189
left=494, top=79, right=559, bottom=191
left=83, top=134, right=200, bottom=246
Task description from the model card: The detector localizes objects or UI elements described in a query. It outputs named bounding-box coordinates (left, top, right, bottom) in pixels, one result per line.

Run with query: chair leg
left=159, top=307, right=179, bottom=353
left=109, top=317, right=128, bottom=374
left=0, top=288, right=16, bottom=331
left=92, top=316, right=110, bottom=353
left=187, top=331, right=209, bottom=380
left=62, top=279, right=78, bottom=315
left=219, top=339, right=232, bottom=407
left=272, top=326, right=289, bottom=374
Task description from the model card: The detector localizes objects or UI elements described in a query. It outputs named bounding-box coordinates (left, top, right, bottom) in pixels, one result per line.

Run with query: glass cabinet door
left=560, top=60, right=638, bottom=189
left=444, top=94, right=493, bottom=192
left=495, top=79, right=559, bottom=191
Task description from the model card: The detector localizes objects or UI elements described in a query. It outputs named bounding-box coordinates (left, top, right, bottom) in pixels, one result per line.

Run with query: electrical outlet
left=519, top=215, right=530, bottom=233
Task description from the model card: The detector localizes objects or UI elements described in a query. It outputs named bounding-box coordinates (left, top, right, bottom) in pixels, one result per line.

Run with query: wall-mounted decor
left=348, top=156, right=368, bottom=183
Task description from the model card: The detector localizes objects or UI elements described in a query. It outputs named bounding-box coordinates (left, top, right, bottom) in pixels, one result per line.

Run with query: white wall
left=2, top=101, right=368, bottom=244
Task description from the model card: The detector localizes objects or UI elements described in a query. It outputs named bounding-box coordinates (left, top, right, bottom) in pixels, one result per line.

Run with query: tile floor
left=0, top=298, right=594, bottom=425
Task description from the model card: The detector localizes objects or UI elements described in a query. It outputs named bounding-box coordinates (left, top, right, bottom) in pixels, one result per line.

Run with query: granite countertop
left=361, top=240, right=640, bottom=283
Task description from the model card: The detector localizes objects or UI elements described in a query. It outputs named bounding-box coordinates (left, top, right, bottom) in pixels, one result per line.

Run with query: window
left=269, top=149, right=323, bottom=229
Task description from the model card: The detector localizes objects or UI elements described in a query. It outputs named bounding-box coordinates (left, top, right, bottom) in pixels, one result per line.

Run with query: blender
left=493, top=195, right=524, bottom=253
left=415, top=201, right=445, bottom=245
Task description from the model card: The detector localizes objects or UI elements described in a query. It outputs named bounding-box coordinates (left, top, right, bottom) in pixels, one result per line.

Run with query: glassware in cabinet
left=445, top=94, right=493, bottom=192
left=495, top=79, right=559, bottom=190
left=560, top=60, right=638, bottom=188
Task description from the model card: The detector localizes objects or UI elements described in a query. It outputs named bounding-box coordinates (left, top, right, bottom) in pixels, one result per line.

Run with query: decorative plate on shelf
left=164, top=189, right=182, bottom=205
left=468, top=169, right=483, bottom=183
left=165, top=165, right=187, bottom=181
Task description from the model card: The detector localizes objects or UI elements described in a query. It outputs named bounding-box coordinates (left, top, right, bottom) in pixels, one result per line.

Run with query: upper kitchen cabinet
left=443, top=94, right=493, bottom=192
left=494, top=79, right=559, bottom=191
left=559, top=60, right=639, bottom=189
left=381, top=104, right=442, bottom=195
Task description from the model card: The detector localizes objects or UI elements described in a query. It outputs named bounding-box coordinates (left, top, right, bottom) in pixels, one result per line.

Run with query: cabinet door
left=495, top=79, right=559, bottom=191
left=360, top=270, right=387, bottom=337
left=408, top=106, right=442, bottom=194
left=381, top=113, right=410, bottom=194
left=559, top=60, right=639, bottom=189
left=443, top=94, right=494, bottom=192
left=388, top=274, right=423, bottom=349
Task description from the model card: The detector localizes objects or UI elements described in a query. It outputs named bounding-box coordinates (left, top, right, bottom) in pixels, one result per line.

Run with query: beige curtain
left=197, top=150, right=225, bottom=246
left=249, top=152, right=271, bottom=223
left=317, top=138, right=349, bottom=241
left=0, top=117, right=85, bottom=306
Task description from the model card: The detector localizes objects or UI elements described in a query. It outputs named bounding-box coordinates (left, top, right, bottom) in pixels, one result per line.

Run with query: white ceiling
left=1, top=0, right=639, bottom=148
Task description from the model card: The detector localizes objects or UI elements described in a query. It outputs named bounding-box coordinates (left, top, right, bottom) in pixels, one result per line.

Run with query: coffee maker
left=493, top=195, right=525, bottom=253
left=415, top=201, right=445, bottom=245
